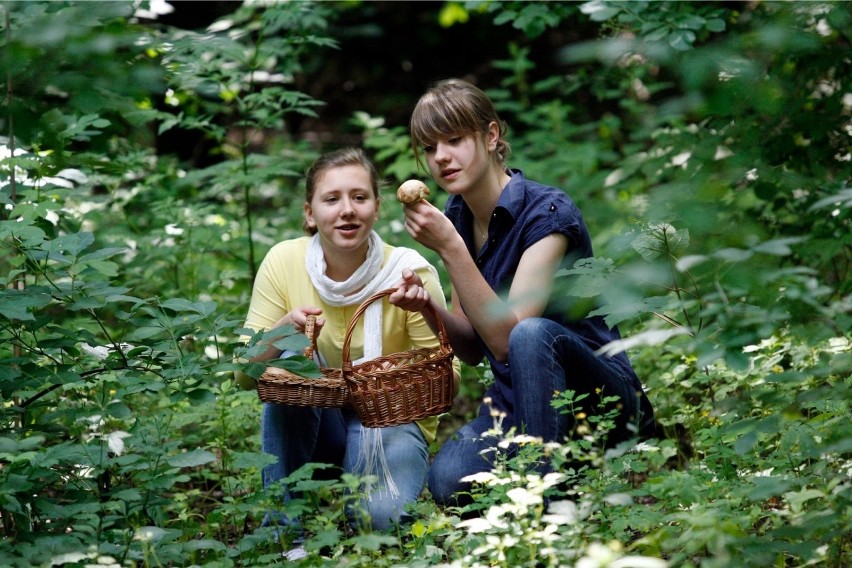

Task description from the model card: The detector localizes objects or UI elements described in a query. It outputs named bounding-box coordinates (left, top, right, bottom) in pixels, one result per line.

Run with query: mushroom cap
left=397, top=179, right=430, bottom=204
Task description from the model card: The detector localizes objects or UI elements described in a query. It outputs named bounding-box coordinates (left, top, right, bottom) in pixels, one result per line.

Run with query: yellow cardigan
left=243, top=236, right=458, bottom=444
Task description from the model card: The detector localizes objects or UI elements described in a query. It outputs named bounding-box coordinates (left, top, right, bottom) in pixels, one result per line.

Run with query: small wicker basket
left=341, top=289, right=455, bottom=428
left=256, top=316, right=349, bottom=408
left=256, top=288, right=455, bottom=428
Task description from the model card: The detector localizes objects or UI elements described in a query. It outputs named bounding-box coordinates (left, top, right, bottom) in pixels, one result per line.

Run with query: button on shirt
left=444, top=169, right=639, bottom=414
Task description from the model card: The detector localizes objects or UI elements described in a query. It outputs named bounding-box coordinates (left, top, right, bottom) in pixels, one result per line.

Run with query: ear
left=303, top=202, right=316, bottom=230
left=486, top=121, right=500, bottom=152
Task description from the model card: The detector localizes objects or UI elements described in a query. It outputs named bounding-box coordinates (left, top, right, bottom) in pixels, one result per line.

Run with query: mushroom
left=397, top=179, right=430, bottom=205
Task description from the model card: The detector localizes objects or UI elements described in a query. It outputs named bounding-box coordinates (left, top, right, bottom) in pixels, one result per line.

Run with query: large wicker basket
left=256, top=316, right=349, bottom=408
left=341, top=289, right=455, bottom=428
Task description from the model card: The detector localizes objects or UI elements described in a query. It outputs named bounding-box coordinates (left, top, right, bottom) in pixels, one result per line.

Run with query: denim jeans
left=261, top=403, right=429, bottom=532
left=428, top=317, right=655, bottom=506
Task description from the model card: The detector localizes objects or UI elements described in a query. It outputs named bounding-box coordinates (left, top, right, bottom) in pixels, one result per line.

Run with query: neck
left=466, top=166, right=511, bottom=225
left=323, top=241, right=369, bottom=282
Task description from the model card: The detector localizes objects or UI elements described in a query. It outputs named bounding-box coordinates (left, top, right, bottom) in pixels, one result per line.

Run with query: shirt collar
left=494, top=168, right=527, bottom=222
left=446, top=168, right=528, bottom=240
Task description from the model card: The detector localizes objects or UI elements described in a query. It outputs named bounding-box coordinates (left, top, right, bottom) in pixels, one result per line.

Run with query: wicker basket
left=341, top=289, right=455, bottom=428
left=256, top=316, right=350, bottom=408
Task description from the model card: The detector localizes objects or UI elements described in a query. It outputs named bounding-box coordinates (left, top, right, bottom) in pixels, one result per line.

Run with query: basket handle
left=302, top=314, right=317, bottom=359
left=340, top=288, right=451, bottom=372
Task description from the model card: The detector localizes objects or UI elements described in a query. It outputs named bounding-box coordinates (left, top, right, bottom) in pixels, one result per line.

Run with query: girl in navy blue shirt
left=394, top=78, right=655, bottom=506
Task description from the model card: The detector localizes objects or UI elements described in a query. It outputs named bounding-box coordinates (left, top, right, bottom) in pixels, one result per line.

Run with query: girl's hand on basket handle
left=389, top=269, right=431, bottom=312
left=277, top=306, right=325, bottom=336
left=253, top=307, right=324, bottom=362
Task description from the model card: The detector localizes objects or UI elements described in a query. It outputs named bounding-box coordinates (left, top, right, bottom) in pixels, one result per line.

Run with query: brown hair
left=303, top=147, right=383, bottom=235
left=409, top=78, right=510, bottom=170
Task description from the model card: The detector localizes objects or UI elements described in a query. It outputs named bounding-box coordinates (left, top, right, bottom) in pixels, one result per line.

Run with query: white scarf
left=306, top=231, right=438, bottom=362
left=305, top=231, right=438, bottom=497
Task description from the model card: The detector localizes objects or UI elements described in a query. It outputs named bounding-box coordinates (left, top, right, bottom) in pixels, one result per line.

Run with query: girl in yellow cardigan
left=241, top=147, right=458, bottom=557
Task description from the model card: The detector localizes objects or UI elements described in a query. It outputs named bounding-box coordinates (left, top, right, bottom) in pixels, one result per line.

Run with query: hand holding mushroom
left=397, top=179, right=430, bottom=205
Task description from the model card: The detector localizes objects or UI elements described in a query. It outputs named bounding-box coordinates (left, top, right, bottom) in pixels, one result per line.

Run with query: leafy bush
left=1, top=1, right=849, bottom=566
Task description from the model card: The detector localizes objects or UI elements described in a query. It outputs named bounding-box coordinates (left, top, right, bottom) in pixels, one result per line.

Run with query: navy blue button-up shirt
left=444, top=169, right=639, bottom=414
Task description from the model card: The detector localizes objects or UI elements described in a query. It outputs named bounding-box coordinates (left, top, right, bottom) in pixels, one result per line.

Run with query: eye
left=423, top=144, right=435, bottom=154
left=448, top=136, right=463, bottom=145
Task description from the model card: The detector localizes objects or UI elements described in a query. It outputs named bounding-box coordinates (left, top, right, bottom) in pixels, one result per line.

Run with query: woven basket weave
left=341, top=289, right=455, bottom=428
left=256, top=316, right=349, bottom=408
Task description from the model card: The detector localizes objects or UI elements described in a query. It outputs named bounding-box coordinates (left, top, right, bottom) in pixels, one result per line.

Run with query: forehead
left=314, top=164, right=372, bottom=191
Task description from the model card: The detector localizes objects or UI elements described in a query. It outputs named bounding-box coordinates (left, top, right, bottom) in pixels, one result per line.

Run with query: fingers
left=400, top=268, right=423, bottom=285
left=389, top=282, right=431, bottom=311
left=289, top=307, right=323, bottom=333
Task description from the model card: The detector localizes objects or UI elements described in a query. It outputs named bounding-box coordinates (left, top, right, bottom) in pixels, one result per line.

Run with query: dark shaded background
left=158, top=1, right=594, bottom=148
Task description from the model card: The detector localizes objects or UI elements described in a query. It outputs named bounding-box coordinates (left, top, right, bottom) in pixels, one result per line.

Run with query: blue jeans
left=428, top=317, right=655, bottom=506
left=261, top=403, right=429, bottom=532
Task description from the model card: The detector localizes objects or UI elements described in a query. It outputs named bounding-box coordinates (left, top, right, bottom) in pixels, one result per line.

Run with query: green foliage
left=1, top=0, right=850, bottom=566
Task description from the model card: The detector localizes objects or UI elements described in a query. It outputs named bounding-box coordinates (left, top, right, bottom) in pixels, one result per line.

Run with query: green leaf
left=166, top=449, right=218, bottom=468
left=348, top=533, right=399, bottom=551
left=308, top=528, right=344, bottom=552
left=438, top=2, right=469, bottom=27
left=0, top=220, right=47, bottom=245
left=78, top=247, right=126, bottom=262
left=784, top=488, right=825, bottom=513
left=580, top=1, right=622, bottom=22
left=0, top=289, right=52, bottom=320
left=734, top=431, right=758, bottom=455
left=45, top=232, right=95, bottom=259
left=106, top=401, right=133, bottom=419
left=266, top=355, right=322, bottom=379
left=557, top=257, right=616, bottom=297
left=677, top=15, right=707, bottom=31
left=185, top=388, right=216, bottom=404
left=706, top=18, right=726, bottom=32
left=126, top=326, right=165, bottom=340
left=230, top=450, right=276, bottom=471
left=589, top=295, right=673, bottom=327
left=632, top=224, right=690, bottom=261
left=70, top=296, right=106, bottom=310
left=713, top=248, right=753, bottom=262
left=183, top=539, right=228, bottom=552
left=161, top=298, right=217, bottom=316
left=746, top=476, right=795, bottom=501
left=111, top=488, right=143, bottom=502
left=752, top=237, right=807, bottom=256
left=134, top=526, right=169, bottom=542
left=0, top=437, right=18, bottom=453
left=668, top=29, right=696, bottom=50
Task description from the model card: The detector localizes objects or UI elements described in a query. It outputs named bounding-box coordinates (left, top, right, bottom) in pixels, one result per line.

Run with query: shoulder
left=383, top=242, right=433, bottom=266
left=382, top=243, right=444, bottom=293
left=264, top=236, right=310, bottom=260
left=257, top=237, right=310, bottom=276
left=385, top=245, right=439, bottom=275
left=504, top=170, right=590, bottom=248
left=509, top=170, right=579, bottom=211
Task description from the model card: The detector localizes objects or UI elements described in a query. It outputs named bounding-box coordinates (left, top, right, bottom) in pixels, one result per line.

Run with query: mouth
left=336, top=223, right=360, bottom=232
left=441, top=168, right=460, bottom=180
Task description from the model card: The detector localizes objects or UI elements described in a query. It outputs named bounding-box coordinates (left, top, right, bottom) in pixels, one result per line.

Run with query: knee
left=509, top=317, right=547, bottom=344
left=427, top=461, right=467, bottom=507
left=508, top=318, right=568, bottom=372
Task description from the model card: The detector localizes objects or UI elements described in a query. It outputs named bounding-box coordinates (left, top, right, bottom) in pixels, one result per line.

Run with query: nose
left=433, top=141, right=451, bottom=163
left=340, top=196, right=355, bottom=217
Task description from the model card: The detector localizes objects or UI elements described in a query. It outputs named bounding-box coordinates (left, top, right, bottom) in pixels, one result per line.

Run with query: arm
left=390, top=269, right=484, bottom=365
left=403, top=200, right=568, bottom=362
left=248, top=307, right=325, bottom=363
left=241, top=249, right=325, bottom=362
